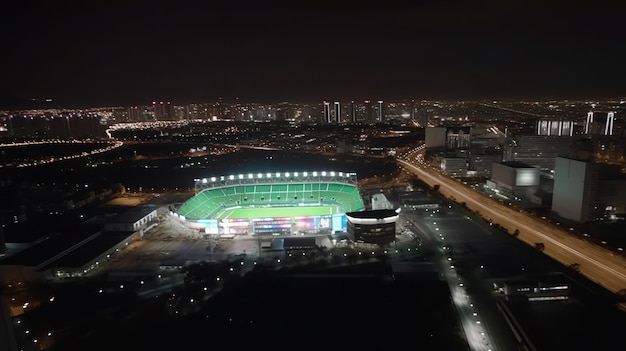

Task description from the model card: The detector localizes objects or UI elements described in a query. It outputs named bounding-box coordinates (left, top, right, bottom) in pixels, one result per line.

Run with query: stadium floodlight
left=321, top=171, right=327, bottom=176
left=238, top=174, right=244, bottom=179
left=312, top=171, right=317, bottom=176
left=248, top=173, right=254, bottom=179
left=303, top=172, right=308, bottom=176
left=266, top=173, right=272, bottom=178
left=229, top=175, right=234, bottom=180
left=339, top=172, right=344, bottom=177
left=202, top=178, right=208, bottom=184
left=210, top=177, right=216, bottom=182
left=257, top=173, right=263, bottom=179
left=330, top=171, right=336, bottom=176
left=275, top=172, right=280, bottom=177
left=285, top=172, right=290, bottom=177
left=294, top=172, right=299, bottom=177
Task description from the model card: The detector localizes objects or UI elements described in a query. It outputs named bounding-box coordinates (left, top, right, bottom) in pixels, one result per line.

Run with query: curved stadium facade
left=175, top=171, right=365, bottom=236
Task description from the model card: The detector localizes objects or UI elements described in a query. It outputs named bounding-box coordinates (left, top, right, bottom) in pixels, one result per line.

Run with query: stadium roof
left=106, top=205, right=157, bottom=224
left=0, top=224, right=102, bottom=267
left=36, top=233, right=131, bottom=271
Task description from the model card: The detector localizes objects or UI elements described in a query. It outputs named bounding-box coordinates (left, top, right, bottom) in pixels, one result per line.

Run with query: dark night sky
left=1, top=1, right=625, bottom=108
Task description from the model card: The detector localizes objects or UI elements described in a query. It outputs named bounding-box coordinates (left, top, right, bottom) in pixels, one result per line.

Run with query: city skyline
left=2, top=93, right=626, bottom=349
left=2, top=2, right=625, bottom=109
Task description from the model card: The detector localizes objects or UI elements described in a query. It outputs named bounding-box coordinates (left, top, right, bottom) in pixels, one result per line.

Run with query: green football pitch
left=215, top=205, right=339, bottom=219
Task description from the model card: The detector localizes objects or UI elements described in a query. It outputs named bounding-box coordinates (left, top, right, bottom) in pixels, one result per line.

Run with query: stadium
left=174, top=171, right=366, bottom=237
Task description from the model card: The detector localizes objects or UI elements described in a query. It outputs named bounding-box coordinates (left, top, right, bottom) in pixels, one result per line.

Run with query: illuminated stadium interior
left=175, top=171, right=365, bottom=235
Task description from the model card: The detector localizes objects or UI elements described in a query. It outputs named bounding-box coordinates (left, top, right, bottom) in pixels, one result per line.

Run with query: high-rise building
left=187, top=103, right=206, bottom=119
left=364, top=100, right=373, bottom=123
left=152, top=101, right=172, bottom=120
left=551, top=157, right=626, bottom=222
left=349, top=101, right=356, bottom=123
left=128, top=106, right=141, bottom=122
left=216, top=97, right=225, bottom=119
left=425, top=127, right=447, bottom=149
left=172, top=105, right=188, bottom=120
left=323, top=101, right=332, bottom=124
left=585, top=111, right=616, bottom=136
left=446, top=127, right=471, bottom=149
left=334, top=101, right=341, bottom=123
left=377, top=100, right=384, bottom=122
left=536, top=120, right=575, bottom=136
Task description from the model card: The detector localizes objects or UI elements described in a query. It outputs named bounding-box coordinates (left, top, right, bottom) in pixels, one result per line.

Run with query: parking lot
left=97, top=205, right=424, bottom=277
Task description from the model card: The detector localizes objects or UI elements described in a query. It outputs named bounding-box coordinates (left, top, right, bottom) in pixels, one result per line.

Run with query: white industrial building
left=551, top=157, right=626, bottom=223
left=440, top=157, right=469, bottom=177
left=0, top=206, right=159, bottom=284
left=104, top=206, right=158, bottom=236
left=425, top=126, right=471, bottom=150
left=486, top=161, right=539, bottom=201
left=504, top=135, right=574, bottom=171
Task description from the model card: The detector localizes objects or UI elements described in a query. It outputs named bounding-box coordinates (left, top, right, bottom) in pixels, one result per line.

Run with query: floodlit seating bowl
left=177, top=181, right=365, bottom=220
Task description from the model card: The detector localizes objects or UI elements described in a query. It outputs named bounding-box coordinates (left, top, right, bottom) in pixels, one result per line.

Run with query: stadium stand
left=177, top=181, right=365, bottom=220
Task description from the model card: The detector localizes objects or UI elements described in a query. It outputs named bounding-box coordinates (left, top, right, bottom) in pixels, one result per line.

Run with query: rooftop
left=0, top=224, right=102, bottom=267
left=37, top=233, right=131, bottom=271
left=345, top=209, right=399, bottom=219
left=500, top=161, right=536, bottom=169
left=106, top=205, right=158, bottom=224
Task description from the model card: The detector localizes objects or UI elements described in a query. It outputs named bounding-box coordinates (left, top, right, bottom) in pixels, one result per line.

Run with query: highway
left=397, top=156, right=626, bottom=295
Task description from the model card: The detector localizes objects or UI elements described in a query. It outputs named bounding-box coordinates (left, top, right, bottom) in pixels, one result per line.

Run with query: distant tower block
left=334, top=101, right=341, bottom=123
left=585, top=111, right=615, bottom=135
left=350, top=101, right=356, bottom=123
left=323, top=101, right=331, bottom=124
left=536, top=120, right=573, bottom=136
left=585, top=111, right=594, bottom=134
left=605, top=111, right=615, bottom=136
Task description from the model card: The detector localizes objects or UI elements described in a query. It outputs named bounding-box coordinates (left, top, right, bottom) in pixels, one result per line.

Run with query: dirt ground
left=104, top=191, right=196, bottom=207
left=105, top=194, right=149, bottom=206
